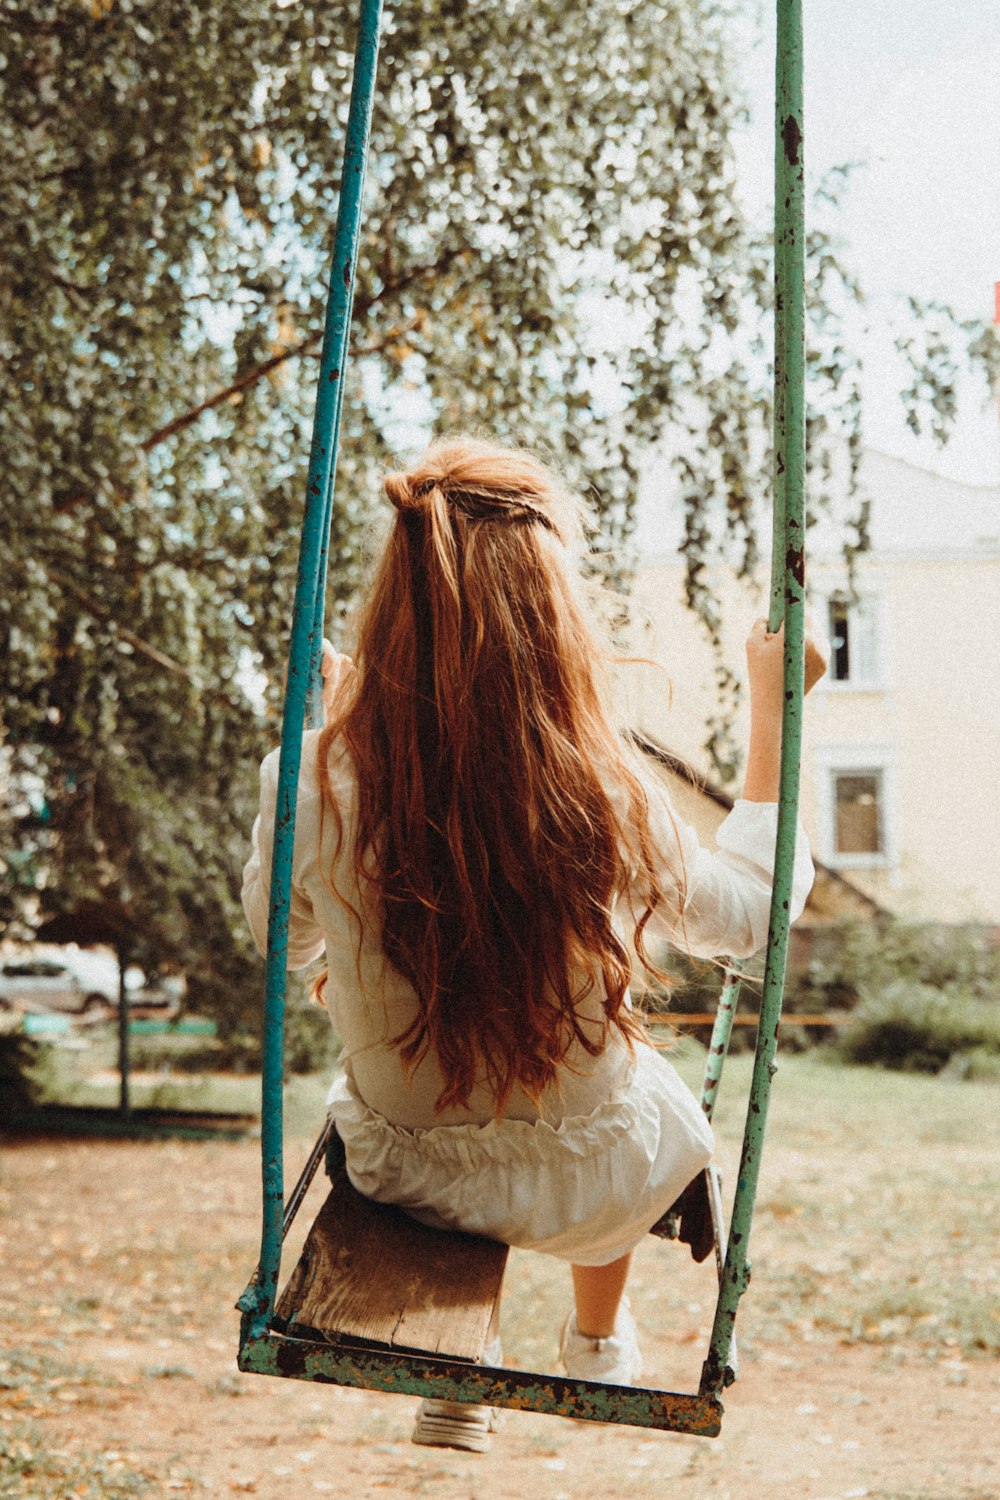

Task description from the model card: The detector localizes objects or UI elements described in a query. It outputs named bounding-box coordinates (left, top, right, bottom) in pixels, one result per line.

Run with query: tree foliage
left=1, top=0, right=995, bottom=1020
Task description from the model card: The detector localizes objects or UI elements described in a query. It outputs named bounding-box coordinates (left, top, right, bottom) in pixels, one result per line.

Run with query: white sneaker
left=559, top=1299, right=643, bottom=1386
left=411, top=1337, right=504, bottom=1453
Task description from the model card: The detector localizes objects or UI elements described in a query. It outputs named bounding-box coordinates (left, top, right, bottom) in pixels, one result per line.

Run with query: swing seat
left=274, top=1132, right=507, bottom=1362
left=272, top=1125, right=726, bottom=1368
left=240, top=1123, right=727, bottom=1435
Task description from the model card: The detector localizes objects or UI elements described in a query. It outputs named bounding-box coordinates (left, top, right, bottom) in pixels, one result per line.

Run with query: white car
left=0, top=948, right=180, bottom=1019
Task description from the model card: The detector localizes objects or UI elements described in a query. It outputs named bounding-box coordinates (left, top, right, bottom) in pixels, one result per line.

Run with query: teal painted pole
left=238, top=0, right=384, bottom=1336
left=699, top=966, right=742, bottom=1122
left=701, top=0, right=806, bottom=1396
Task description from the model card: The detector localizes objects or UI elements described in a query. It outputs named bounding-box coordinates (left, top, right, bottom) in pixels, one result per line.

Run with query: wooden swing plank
left=274, top=1154, right=508, bottom=1362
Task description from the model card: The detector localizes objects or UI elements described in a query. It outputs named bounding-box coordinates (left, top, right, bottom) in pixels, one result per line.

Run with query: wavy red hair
left=317, top=437, right=675, bottom=1114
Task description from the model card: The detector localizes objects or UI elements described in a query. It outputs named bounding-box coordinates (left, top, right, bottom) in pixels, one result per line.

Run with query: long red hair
left=317, top=437, right=675, bottom=1114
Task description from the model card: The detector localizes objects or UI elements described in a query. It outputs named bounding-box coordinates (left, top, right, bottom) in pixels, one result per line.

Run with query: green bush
left=121, top=1002, right=337, bottom=1077
left=788, top=918, right=1000, bottom=1013
left=940, top=1047, right=1000, bottom=1083
left=0, top=1029, right=60, bottom=1110
left=648, top=918, right=1000, bottom=1072
left=283, top=1002, right=341, bottom=1076
left=125, top=1032, right=262, bottom=1074
left=838, top=981, right=1000, bottom=1073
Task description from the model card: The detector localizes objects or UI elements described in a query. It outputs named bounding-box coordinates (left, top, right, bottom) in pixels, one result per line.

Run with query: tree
left=1, top=0, right=995, bottom=1023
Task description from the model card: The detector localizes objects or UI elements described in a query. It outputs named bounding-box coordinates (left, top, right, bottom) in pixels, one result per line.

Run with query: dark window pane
left=834, top=773, right=882, bottom=854
left=829, top=598, right=850, bottom=681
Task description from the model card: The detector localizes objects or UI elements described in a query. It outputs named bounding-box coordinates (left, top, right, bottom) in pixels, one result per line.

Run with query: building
left=622, top=449, right=1000, bottom=924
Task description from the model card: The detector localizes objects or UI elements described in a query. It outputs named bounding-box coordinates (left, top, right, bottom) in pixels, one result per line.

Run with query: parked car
left=127, top=974, right=185, bottom=1017
left=0, top=947, right=182, bottom=1020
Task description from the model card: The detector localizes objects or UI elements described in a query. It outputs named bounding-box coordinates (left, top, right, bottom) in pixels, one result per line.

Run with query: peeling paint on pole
left=699, top=966, right=742, bottom=1120
left=703, top=0, right=806, bottom=1399
left=246, top=0, right=385, bottom=1342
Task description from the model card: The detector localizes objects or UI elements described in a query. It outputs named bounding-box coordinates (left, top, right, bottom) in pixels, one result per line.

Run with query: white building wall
left=621, top=451, right=1000, bottom=923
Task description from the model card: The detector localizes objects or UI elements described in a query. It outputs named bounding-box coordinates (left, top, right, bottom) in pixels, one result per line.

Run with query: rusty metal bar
left=281, top=1117, right=336, bottom=1242
left=237, top=0, right=384, bottom=1340
left=701, top=0, right=806, bottom=1397
left=698, top=965, right=742, bottom=1121
left=238, top=1330, right=723, bottom=1436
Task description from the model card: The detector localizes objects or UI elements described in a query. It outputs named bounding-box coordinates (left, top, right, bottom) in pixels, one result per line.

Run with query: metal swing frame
left=237, top=0, right=807, bottom=1437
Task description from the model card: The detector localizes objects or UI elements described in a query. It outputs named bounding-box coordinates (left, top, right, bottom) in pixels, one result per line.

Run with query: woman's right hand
left=745, top=616, right=828, bottom=712
left=803, top=619, right=829, bottom=693
left=741, top=616, right=826, bottom=802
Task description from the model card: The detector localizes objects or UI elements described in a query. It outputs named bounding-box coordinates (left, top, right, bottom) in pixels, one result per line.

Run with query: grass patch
left=0, top=1424, right=151, bottom=1500
left=708, top=1051, right=1000, bottom=1146
left=690, top=1054, right=1000, bottom=1364
left=140, top=1363, right=196, bottom=1380
left=867, top=1494, right=997, bottom=1500
left=751, top=1270, right=1000, bottom=1360
left=0, top=1349, right=112, bottom=1407
left=61, top=1070, right=260, bottom=1115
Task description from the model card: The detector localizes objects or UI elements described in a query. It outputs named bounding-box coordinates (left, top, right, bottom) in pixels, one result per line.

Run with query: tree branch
left=20, top=556, right=245, bottom=709
left=138, top=313, right=425, bottom=453
left=48, top=269, right=96, bottom=309
left=138, top=340, right=320, bottom=452
left=139, top=246, right=472, bottom=453
left=43, top=564, right=196, bottom=676
left=53, top=246, right=474, bottom=516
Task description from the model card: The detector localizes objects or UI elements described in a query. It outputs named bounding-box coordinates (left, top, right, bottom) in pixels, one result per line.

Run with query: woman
left=243, top=436, right=824, bottom=1447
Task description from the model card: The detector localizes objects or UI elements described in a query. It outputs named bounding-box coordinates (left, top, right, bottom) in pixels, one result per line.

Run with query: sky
left=733, top=0, right=1000, bottom=486
left=266, top=2, right=1000, bottom=534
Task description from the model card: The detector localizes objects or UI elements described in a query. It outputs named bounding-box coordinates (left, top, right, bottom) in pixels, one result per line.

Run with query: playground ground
left=1, top=1053, right=998, bottom=1500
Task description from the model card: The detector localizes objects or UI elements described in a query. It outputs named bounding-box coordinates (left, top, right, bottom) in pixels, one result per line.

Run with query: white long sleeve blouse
left=242, top=730, right=814, bottom=1129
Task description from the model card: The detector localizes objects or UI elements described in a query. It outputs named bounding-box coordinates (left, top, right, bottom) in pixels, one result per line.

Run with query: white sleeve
left=633, top=776, right=815, bottom=960
left=241, top=743, right=327, bottom=971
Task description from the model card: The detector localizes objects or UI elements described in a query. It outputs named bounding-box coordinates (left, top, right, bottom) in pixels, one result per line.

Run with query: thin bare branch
left=25, top=556, right=245, bottom=708
left=138, top=339, right=320, bottom=452
left=52, top=247, right=474, bottom=516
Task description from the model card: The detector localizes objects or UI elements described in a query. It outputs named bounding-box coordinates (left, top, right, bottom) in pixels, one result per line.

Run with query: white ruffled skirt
left=327, top=1044, right=714, bottom=1267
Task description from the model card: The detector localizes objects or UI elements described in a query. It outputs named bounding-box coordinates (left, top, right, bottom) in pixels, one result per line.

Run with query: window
left=833, top=771, right=883, bottom=856
left=826, top=593, right=883, bottom=687
left=2, top=959, right=67, bottom=979
left=816, top=747, right=897, bottom=873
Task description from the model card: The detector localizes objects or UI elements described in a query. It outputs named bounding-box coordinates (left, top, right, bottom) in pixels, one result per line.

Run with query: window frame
left=815, top=745, right=898, bottom=874
left=820, top=588, right=889, bottom=693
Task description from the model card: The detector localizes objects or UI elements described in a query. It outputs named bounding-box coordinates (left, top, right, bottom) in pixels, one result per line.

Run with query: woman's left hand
left=321, top=639, right=356, bottom=723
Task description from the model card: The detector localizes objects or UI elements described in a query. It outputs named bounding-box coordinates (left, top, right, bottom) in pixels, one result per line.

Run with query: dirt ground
left=1, top=1056, right=998, bottom=1500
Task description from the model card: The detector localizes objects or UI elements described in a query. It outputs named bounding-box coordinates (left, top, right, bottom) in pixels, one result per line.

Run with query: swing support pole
left=701, top=0, right=806, bottom=1397
left=238, top=0, right=384, bottom=1340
